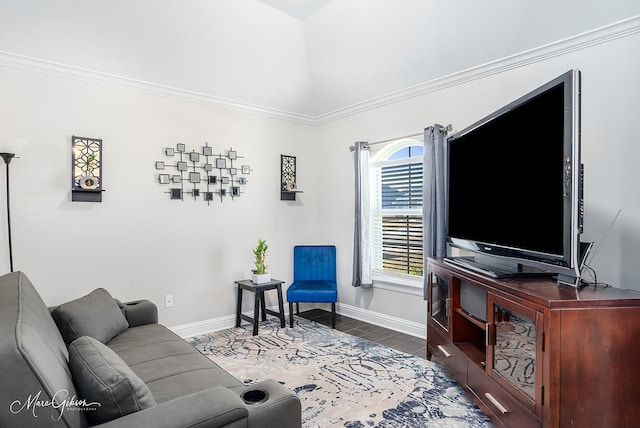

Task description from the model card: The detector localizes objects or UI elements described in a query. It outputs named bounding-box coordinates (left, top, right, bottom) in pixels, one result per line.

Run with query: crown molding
left=0, top=51, right=318, bottom=125
left=1, top=15, right=638, bottom=126
left=313, top=15, right=640, bottom=125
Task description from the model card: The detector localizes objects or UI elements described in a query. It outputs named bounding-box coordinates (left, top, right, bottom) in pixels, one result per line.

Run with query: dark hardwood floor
left=297, top=308, right=427, bottom=358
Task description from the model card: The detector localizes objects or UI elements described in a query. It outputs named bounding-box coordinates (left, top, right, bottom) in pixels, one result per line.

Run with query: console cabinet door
left=427, top=267, right=452, bottom=334
left=487, top=293, right=543, bottom=417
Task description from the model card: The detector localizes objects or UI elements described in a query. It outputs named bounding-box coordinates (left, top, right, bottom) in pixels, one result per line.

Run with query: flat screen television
left=445, top=69, right=588, bottom=286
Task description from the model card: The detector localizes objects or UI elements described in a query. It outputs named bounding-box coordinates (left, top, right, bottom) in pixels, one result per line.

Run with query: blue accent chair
left=286, top=245, right=338, bottom=328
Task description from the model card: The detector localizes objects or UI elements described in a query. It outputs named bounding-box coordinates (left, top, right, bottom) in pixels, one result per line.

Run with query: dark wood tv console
left=426, top=257, right=640, bottom=428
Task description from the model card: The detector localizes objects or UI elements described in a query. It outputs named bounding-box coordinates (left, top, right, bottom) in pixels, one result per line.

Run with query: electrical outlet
left=165, top=295, right=174, bottom=308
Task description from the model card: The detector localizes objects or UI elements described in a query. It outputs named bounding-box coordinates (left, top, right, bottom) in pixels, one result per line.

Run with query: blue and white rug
left=188, top=317, right=493, bottom=428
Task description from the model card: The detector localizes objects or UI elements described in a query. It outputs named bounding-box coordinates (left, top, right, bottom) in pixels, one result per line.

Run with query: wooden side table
left=235, top=279, right=286, bottom=335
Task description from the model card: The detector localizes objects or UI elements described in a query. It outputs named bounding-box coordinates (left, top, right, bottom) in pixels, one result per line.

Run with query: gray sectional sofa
left=0, top=271, right=301, bottom=427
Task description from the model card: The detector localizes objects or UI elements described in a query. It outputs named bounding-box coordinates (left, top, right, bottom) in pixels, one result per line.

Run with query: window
left=370, top=138, right=424, bottom=286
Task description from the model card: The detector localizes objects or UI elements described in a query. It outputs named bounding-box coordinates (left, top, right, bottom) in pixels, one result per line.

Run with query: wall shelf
left=280, top=190, right=304, bottom=201
left=72, top=188, right=105, bottom=202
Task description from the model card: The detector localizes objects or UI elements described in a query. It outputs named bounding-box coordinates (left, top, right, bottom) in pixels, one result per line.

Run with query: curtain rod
left=371, top=132, right=424, bottom=146
left=348, top=132, right=422, bottom=152
left=348, top=125, right=452, bottom=152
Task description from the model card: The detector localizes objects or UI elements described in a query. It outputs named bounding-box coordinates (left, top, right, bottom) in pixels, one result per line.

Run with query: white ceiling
left=0, top=0, right=639, bottom=118
left=256, top=0, right=333, bottom=19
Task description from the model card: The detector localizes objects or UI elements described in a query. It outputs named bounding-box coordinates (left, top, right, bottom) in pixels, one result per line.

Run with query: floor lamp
left=0, top=153, right=16, bottom=272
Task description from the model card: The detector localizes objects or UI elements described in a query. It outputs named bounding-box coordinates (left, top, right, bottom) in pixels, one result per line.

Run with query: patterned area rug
left=187, top=317, right=494, bottom=427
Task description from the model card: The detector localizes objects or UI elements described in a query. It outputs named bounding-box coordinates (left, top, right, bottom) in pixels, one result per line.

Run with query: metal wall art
left=155, top=143, right=251, bottom=204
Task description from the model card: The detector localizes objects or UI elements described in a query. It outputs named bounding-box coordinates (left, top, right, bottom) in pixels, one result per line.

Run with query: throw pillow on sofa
left=52, top=288, right=129, bottom=345
left=69, top=336, right=156, bottom=424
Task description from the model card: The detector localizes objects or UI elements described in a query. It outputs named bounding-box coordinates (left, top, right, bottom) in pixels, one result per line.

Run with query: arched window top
left=371, top=137, right=423, bottom=162
left=388, top=145, right=424, bottom=160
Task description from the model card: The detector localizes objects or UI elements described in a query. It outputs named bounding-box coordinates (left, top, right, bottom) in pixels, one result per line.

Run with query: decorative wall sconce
left=156, top=142, right=251, bottom=204
left=72, top=136, right=104, bottom=202
left=281, top=154, right=303, bottom=201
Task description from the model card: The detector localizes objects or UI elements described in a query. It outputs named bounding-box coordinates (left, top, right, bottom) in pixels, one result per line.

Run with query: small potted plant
left=251, top=239, right=270, bottom=284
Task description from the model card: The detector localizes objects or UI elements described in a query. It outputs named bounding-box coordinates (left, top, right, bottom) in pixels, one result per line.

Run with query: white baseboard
left=171, top=304, right=426, bottom=339
left=335, top=303, right=426, bottom=338
left=171, top=314, right=237, bottom=338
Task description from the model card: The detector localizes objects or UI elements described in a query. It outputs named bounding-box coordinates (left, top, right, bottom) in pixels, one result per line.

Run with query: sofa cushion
left=69, top=335, right=156, bottom=424
left=107, top=324, right=245, bottom=403
left=52, top=288, right=129, bottom=345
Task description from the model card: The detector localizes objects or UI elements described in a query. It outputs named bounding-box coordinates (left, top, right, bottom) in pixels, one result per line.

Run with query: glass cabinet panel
left=430, top=273, right=450, bottom=331
left=491, top=301, right=537, bottom=401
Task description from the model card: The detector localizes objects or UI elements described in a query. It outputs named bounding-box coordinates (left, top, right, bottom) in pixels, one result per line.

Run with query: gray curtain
left=352, top=141, right=373, bottom=288
left=423, top=125, right=448, bottom=299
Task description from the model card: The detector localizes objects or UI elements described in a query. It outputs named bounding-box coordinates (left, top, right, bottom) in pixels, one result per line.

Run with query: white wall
left=316, top=30, right=640, bottom=325
left=0, top=66, right=319, bottom=327
left=1, top=25, right=638, bottom=332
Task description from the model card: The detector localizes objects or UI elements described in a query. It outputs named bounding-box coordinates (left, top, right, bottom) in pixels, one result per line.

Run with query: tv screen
left=446, top=70, right=584, bottom=284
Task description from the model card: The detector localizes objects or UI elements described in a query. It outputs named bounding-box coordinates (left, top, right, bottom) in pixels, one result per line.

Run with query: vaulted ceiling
left=1, top=1, right=638, bottom=119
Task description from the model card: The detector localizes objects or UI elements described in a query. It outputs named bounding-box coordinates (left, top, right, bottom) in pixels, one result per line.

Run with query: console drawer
left=428, top=324, right=467, bottom=385
left=467, top=360, right=540, bottom=428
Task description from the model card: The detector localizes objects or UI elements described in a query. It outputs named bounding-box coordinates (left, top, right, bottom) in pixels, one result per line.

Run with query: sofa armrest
left=119, top=299, right=158, bottom=327
left=94, top=386, right=248, bottom=428
left=245, top=379, right=302, bottom=428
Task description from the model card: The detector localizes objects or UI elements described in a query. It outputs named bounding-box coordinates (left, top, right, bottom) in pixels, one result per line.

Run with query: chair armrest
left=119, top=299, right=158, bottom=327
left=94, top=386, right=248, bottom=428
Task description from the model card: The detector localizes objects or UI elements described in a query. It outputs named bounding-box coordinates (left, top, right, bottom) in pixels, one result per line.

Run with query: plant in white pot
left=251, top=239, right=270, bottom=284
left=79, top=153, right=99, bottom=189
